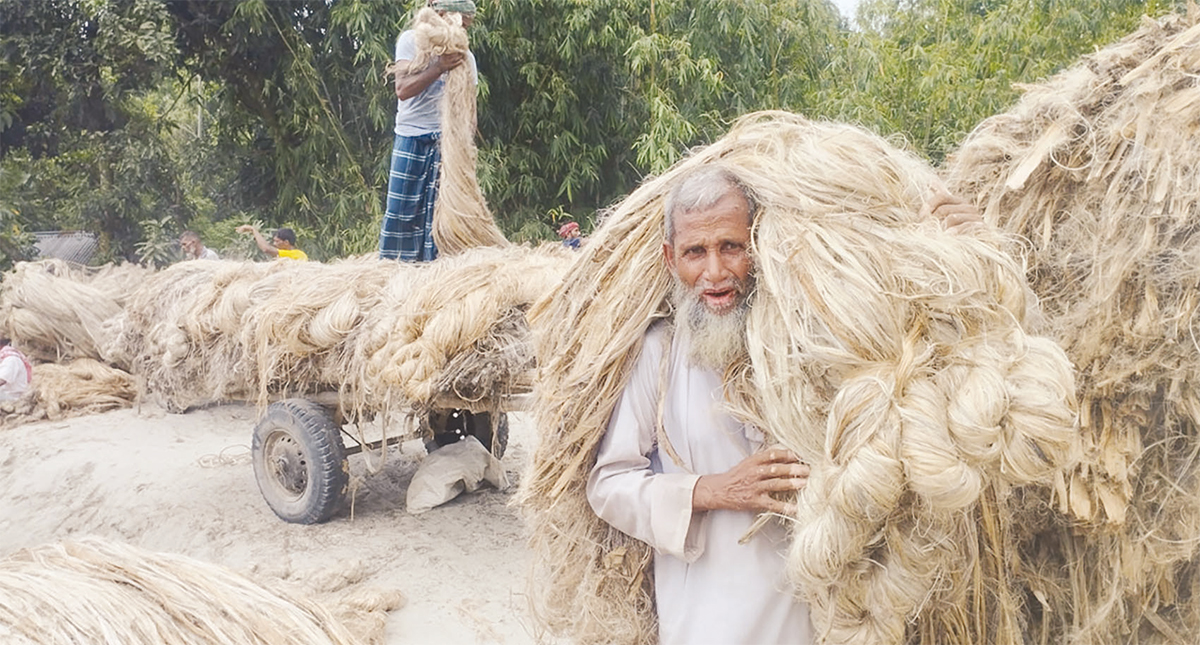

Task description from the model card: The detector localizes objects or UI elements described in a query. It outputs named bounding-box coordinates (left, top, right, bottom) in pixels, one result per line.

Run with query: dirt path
left=0, top=403, right=542, bottom=644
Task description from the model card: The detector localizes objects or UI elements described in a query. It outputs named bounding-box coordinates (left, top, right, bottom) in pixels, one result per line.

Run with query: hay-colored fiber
left=386, top=8, right=509, bottom=256
left=0, top=536, right=403, bottom=645
left=102, top=246, right=569, bottom=417
left=0, top=260, right=150, bottom=363
left=0, top=359, right=137, bottom=429
left=521, top=111, right=1082, bottom=645
left=945, top=7, right=1200, bottom=643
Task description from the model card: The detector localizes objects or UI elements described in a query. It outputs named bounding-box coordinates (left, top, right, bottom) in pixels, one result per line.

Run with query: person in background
left=379, top=0, right=479, bottom=262
left=557, top=221, right=583, bottom=250
left=236, top=225, right=308, bottom=261
left=0, top=338, right=32, bottom=402
left=179, top=231, right=219, bottom=260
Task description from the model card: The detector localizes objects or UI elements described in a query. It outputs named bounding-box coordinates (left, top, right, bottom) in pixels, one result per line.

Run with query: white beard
left=671, top=278, right=750, bottom=373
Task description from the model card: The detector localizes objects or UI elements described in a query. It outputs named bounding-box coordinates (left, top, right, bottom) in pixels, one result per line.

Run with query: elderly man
left=379, top=0, right=478, bottom=262
left=179, top=231, right=219, bottom=260
left=236, top=224, right=308, bottom=261
left=587, top=166, right=814, bottom=644
left=587, top=165, right=979, bottom=644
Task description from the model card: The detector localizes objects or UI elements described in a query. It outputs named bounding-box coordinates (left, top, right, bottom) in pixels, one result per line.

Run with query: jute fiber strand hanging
left=0, top=259, right=149, bottom=363
left=945, top=8, right=1200, bottom=644
left=0, top=536, right=404, bottom=645
left=520, top=111, right=1083, bottom=645
left=386, top=7, right=508, bottom=256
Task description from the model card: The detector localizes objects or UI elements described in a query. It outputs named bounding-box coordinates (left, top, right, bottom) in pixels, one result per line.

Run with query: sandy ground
left=0, top=402, right=545, bottom=644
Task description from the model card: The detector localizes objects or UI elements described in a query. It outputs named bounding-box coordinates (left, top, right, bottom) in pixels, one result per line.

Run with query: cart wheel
left=428, top=409, right=508, bottom=459
left=252, top=398, right=348, bottom=524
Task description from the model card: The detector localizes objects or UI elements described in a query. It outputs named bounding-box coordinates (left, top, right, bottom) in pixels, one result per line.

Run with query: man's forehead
left=672, top=193, right=752, bottom=236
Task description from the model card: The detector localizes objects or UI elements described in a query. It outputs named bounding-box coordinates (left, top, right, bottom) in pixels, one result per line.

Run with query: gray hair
left=663, top=165, right=758, bottom=244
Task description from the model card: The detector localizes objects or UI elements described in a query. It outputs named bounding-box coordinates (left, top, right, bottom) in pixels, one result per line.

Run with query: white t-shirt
left=587, top=322, right=813, bottom=645
left=0, top=354, right=30, bottom=401
left=393, top=29, right=478, bottom=137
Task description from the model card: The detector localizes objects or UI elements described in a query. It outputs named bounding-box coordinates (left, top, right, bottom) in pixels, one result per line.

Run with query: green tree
left=824, top=0, right=1180, bottom=162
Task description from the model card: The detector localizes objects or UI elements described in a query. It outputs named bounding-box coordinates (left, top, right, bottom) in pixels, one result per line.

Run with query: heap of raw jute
left=102, top=246, right=569, bottom=419
left=0, top=536, right=405, bottom=645
left=385, top=7, right=508, bottom=255
left=945, top=7, right=1200, bottom=644
left=0, top=358, right=137, bottom=429
left=520, top=110, right=1084, bottom=645
left=0, top=259, right=149, bottom=363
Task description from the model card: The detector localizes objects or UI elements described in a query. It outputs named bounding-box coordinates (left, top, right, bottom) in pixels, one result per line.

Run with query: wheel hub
left=265, top=432, right=308, bottom=497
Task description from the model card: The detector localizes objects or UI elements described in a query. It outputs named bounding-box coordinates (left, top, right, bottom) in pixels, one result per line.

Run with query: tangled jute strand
left=0, top=536, right=404, bottom=645
left=945, top=7, right=1200, bottom=643
left=385, top=7, right=508, bottom=256
left=520, top=111, right=1083, bottom=645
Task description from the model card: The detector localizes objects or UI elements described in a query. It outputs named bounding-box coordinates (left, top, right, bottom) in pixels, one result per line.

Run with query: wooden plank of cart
left=250, top=377, right=533, bottom=524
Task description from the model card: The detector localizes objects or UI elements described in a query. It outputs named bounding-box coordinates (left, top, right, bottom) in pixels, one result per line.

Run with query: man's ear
left=662, top=241, right=676, bottom=274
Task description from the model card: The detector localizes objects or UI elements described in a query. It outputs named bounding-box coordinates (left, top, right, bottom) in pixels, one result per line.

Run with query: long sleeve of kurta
left=585, top=322, right=813, bottom=645
left=586, top=327, right=705, bottom=561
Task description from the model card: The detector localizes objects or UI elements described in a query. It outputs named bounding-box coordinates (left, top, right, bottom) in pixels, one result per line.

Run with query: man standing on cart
left=379, top=0, right=478, bottom=262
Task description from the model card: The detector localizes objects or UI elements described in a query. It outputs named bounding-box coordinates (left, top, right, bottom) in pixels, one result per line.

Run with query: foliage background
left=0, top=0, right=1180, bottom=268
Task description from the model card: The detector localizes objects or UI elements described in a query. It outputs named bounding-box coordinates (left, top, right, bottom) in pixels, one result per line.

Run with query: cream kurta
left=587, top=322, right=813, bottom=645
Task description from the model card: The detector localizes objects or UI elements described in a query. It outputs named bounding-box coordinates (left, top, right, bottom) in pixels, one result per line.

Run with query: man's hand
left=920, top=181, right=982, bottom=232
left=693, top=448, right=809, bottom=515
left=236, top=224, right=257, bottom=235
left=433, top=52, right=467, bottom=73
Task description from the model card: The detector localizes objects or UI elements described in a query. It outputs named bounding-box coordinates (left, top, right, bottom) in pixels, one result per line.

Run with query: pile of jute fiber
left=946, top=7, right=1200, bottom=644
left=520, top=111, right=1083, bottom=645
left=0, top=358, right=137, bottom=429
left=0, top=259, right=149, bottom=364
left=0, top=536, right=404, bottom=644
left=385, top=7, right=508, bottom=255
left=101, top=246, right=568, bottom=420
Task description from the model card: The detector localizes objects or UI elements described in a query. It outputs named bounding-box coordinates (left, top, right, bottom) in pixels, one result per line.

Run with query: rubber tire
left=252, top=398, right=349, bottom=524
left=428, top=409, right=508, bottom=459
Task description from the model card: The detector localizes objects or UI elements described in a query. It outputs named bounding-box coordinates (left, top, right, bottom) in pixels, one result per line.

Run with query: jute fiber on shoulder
left=386, top=7, right=508, bottom=256
left=0, top=536, right=404, bottom=645
left=520, top=111, right=1082, bottom=645
left=946, top=7, right=1200, bottom=644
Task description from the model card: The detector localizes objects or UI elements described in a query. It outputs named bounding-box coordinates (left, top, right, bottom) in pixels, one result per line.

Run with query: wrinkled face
left=663, top=191, right=754, bottom=315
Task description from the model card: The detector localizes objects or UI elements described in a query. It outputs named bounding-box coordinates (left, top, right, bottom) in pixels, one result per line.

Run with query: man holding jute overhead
left=379, top=0, right=478, bottom=262
left=586, top=165, right=980, bottom=644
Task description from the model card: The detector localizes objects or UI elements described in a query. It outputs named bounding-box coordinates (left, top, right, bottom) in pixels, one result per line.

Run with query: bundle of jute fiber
left=345, top=243, right=570, bottom=417
left=385, top=8, right=508, bottom=256
left=106, top=259, right=274, bottom=411
left=110, top=247, right=569, bottom=417
left=520, top=110, right=1083, bottom=645
left=944, top=8, right=1200, bottom=644
left=0, top=259, right=149, bottom=363
left=0, top=536, right=404, bottom=644
left=0, top=358, right=137, bottom=429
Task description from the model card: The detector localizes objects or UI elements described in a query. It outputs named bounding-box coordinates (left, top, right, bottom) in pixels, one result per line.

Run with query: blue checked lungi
left=380, top=133, right=441, bottom=262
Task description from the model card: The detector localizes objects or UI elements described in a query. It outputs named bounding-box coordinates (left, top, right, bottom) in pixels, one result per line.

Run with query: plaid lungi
left=380, top=133, right=441, bottom=262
